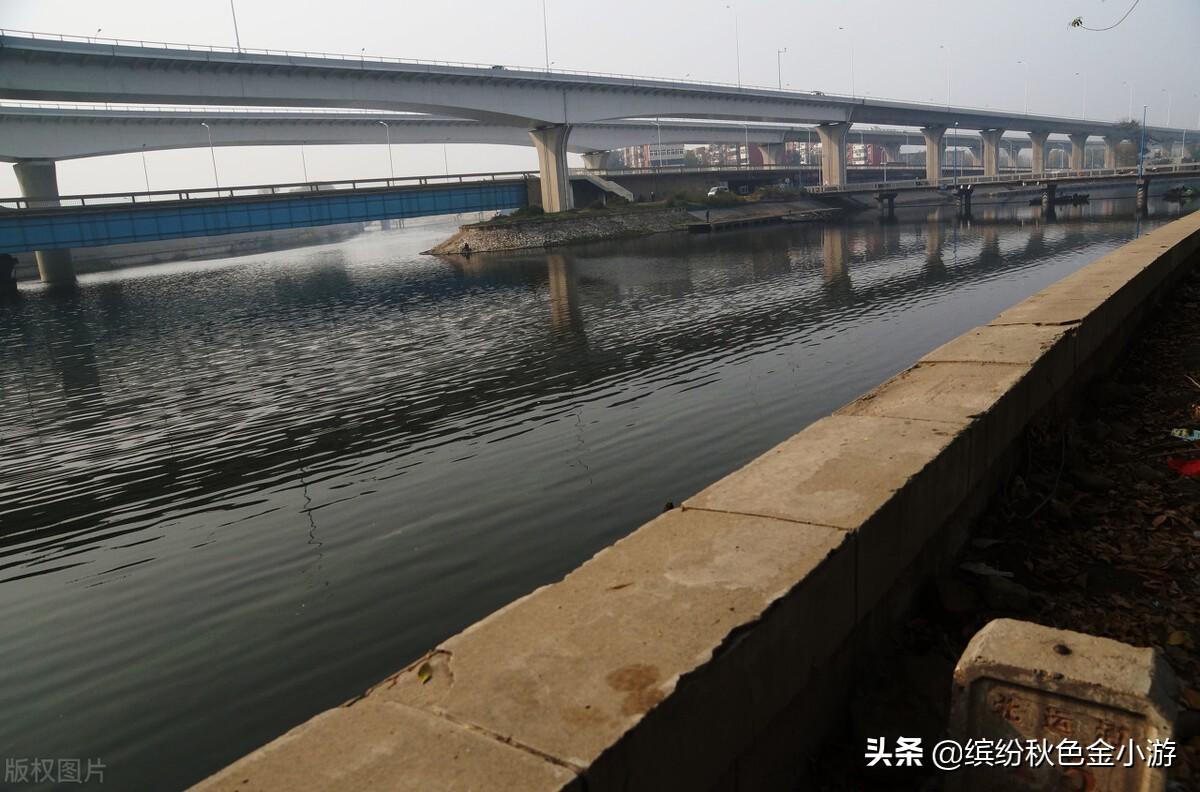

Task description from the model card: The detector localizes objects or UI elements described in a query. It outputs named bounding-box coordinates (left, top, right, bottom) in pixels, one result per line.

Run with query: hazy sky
left=1, top=0, right=1196, bottom=196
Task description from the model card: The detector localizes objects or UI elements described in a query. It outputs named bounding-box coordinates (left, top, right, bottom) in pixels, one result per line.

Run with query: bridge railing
left=0, top=171, right=536, bottom=211
left=801, top=162, right=1200, bottom=194
left=2, top=27, right=1169, bottom=132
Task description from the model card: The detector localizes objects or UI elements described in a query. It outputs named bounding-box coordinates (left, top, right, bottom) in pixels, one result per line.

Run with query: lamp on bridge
left=376, top=121, right=395, bottom=182
left=200, top=122, right=220, bottom=189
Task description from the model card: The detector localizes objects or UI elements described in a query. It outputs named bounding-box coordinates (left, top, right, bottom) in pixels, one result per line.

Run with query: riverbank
left=192, top=209, right=1200, bottom=790
left=811, top=260, right=1200, bottom=790
left=424, top=199, right=834, bottom=255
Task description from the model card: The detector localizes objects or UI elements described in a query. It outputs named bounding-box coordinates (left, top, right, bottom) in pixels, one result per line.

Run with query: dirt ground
left=809, top=264, right=1200, bottom=791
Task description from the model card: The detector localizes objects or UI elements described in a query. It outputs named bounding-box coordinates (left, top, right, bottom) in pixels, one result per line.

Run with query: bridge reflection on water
left=0, top=192, right=1194, bottom=790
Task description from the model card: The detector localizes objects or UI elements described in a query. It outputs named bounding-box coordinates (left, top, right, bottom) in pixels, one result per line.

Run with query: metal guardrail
left=802, top=163, right=1200, bottom=194
left=0, top=171, right=535, bottom=210
left=0, top=101, right=406, bottom=116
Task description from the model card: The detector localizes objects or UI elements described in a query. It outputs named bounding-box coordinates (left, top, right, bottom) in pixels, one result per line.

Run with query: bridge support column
left=1041, top=183, right=1057, bottom=219
left=1103, top=136, right=1122, bottom=169
left=882, top=143, right=902, bottom=163
left=528, top=124, right=574, bottom=213
left=1028, top=131, right=1050, bottom=175
left=875, top=191, right=898, bottom=219
left=759, top=143, right=786, bottom=166
left=1007, top=145, right=1022, bottom=169
left=1069, top=133, right=1088, bottom=171
left=921, top=125, right=946, bottom=181
left=582, top=151, right=605, bottom=170
left=13, top=159, right=75, bottom=285
left=979, top=129, right=1005, bottom=177
left=815, top=123, right=850, bottom=187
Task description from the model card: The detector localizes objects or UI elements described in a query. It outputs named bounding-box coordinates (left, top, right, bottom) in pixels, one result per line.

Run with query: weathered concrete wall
left=193, top=212, right=1200, bottom=792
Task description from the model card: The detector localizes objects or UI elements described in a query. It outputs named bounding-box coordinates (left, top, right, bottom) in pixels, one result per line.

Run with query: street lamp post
left=230, top=0, right=242, bottom=52
left=541, top=0, right=550, bottom=71
left=1017, top=60, right=1029, bottom=114
left=140, top=144, right=151, bottom=192
left=953, top=121, right=960, bottom=186
left=837, top=27, right=856, bottom=98
left=1074, top=71, right=1087, bottom=119
left=726, top=5, right=741, bottom=88
left=939, top=45, right=951, bottom=105
left=1162, top=89, right=1172, bottom=126
left=776, top=47, right=787, bottom=90
left=200, top=122, right=219, bottom=188
left=1121, top=81, right=1134, bottom=119
left=376, top=121, right=394, bottom=181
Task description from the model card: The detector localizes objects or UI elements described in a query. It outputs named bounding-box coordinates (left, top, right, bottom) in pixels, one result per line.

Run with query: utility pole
left=1137, top=104, right=1147, bottom=177
left=776, top=47, right=786, bottom=90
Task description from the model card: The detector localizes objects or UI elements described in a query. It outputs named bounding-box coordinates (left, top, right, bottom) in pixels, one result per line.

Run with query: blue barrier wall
left=0, top=181, right=528, bottom=253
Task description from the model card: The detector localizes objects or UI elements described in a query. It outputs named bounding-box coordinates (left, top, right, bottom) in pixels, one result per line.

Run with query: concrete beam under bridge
left=529, top=125, right=573, bottom=213
left=12, top=159, right=74, bottom=284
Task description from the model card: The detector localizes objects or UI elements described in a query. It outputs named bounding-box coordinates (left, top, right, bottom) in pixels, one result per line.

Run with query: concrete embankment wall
left=194, top=212, right=1200, bottom=792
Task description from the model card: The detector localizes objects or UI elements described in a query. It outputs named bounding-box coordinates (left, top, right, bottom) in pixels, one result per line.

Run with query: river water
left=1, top=191, right=1195, bottom=790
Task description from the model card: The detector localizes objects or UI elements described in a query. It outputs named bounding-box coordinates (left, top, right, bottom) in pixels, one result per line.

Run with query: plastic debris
left=1170, top=428, right=1200, bottom=442
left=1167, top=458, right=1200, bottom=477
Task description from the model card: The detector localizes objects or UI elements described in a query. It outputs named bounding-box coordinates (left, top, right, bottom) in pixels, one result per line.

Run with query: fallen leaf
left=417, top=662, right=433, bottom=684
left=1183, top=686, right=1200, bottom=710
left=1168, top=630, right=1195, bottom=649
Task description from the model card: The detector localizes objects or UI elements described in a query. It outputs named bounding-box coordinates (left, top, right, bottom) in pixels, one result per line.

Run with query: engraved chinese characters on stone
left=949, top=620, right=1177, bottom=792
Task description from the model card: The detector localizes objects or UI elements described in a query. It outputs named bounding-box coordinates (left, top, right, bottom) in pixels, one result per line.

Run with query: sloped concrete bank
left=195, top=212, right=1200, bottom=792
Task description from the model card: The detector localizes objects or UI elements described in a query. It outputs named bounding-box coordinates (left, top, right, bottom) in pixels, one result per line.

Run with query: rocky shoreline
left=424, top=208, right=692, bottom=255
left=424, top=200, right=843, bottom=256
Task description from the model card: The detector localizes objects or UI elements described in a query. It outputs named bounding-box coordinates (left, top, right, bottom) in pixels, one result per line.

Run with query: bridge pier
left=1042, top=182, right=1057, bottom=219
left=955, top=184, right=974, bottom=218
left=758, top=143, right=786, bottom=166
left=1103, top=136, right=1122, bottom=169
left=921, top=125, right=946, bottom=181
left=882, top=143, right=902, bottom=164
left=815, top=123, right=850, bottom=187
left=1069, top=133, right=1088, bottom=171
left=582, top=151, right=606, bottom=170
left=875, top=191, right=898, bottom=219
left=1007, top=145, right=1022, bottom=169
left=529, top=124, right=574, bottom=213
left=13, top=159, right=75, bottom=285
left=979, top=129, right=1005, bottom=177
left=1028, top=130, right=1049, bottom=175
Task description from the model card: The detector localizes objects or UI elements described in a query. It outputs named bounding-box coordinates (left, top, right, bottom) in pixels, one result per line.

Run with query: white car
left=707, top=186, right=730, bottom=197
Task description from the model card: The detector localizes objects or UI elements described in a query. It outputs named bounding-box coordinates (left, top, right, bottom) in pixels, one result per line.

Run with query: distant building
left=618, top=143, right=687, bottom=168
